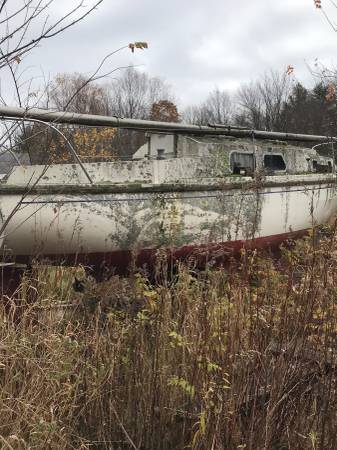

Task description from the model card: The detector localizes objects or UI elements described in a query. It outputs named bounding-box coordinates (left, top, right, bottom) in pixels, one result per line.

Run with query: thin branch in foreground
left=0, top=1, right=104, bottom=67
left=62, top=43, right=147, bottom=111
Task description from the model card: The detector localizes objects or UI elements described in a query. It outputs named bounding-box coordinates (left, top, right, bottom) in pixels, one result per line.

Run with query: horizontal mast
left=0, top=105, right=335, bottom=143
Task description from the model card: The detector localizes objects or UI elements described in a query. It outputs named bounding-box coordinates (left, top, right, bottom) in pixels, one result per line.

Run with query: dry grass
left=0, top=229, right=337, bottom=449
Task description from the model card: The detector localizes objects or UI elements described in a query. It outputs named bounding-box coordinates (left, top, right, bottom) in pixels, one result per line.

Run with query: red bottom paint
left=10, top=229, right=309, bottom=278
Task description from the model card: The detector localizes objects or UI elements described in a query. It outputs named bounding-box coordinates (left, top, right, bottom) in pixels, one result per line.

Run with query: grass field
left=0, top=229, right=337, bottom=449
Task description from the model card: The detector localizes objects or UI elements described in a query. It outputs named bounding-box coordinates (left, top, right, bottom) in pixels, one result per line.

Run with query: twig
left=110, top=401, right=138, bottom=450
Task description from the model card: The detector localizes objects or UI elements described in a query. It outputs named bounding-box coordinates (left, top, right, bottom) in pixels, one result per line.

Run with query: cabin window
left=312, top=159, right=332, bottom=173
left=264, top=154, right=286, bottom=171
left=230, top=152, right=255, bottom=175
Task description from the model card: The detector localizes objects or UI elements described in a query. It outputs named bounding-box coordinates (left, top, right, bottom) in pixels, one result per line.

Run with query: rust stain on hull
left=11, top=229, right=309, bottom=275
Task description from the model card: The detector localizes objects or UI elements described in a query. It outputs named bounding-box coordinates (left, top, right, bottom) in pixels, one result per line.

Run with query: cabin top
left=3, top=134, right=335, bottom=186
left=133, top=133, right=334, bottom=175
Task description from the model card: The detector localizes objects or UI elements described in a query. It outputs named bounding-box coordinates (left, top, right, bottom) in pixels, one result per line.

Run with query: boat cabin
left=133, top=133, right=334, bottom=176
left=2, top=132, right=335, bottom=188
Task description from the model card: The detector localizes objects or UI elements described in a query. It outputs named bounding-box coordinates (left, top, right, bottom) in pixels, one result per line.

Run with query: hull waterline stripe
left=11, top=229, right=310, bottom=272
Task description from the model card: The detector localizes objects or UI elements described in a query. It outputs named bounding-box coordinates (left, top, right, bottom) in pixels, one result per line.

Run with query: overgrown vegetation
left=1, top=230, right=337, bottom=449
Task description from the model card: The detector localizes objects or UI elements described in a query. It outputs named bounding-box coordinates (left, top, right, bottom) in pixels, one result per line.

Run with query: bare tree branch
left=0, top=0, right=8, bottom=16
left=62, top=46, right=130, bottom=111
left=0, top=1, right=34, bottom=26
left=0, top=1, right=104, bottom=67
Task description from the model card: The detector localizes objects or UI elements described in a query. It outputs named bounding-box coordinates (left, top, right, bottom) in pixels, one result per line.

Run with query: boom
left=0, top=105, right=335, bottom=143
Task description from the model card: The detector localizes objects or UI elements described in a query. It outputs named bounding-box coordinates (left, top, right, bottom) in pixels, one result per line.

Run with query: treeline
left=18, top=68, right=177, bottom=163
left=18, top=67, right=337, bottom=162
left=186, top=70, right=337, bottom=137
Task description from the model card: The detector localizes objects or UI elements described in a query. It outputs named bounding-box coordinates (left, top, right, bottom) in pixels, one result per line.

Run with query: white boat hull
left=0, top=175, right=336, bottom=271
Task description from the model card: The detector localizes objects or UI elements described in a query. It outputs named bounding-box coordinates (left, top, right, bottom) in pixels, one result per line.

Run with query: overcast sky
left=7, top=0, right=337, bottom=109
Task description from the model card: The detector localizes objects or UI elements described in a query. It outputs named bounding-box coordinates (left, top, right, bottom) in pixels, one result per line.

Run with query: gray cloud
left=6, top=0, right=337, bottom=108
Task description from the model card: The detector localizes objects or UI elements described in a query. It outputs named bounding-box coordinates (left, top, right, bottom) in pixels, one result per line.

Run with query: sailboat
left=0, top=106, right=336, bottom=274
